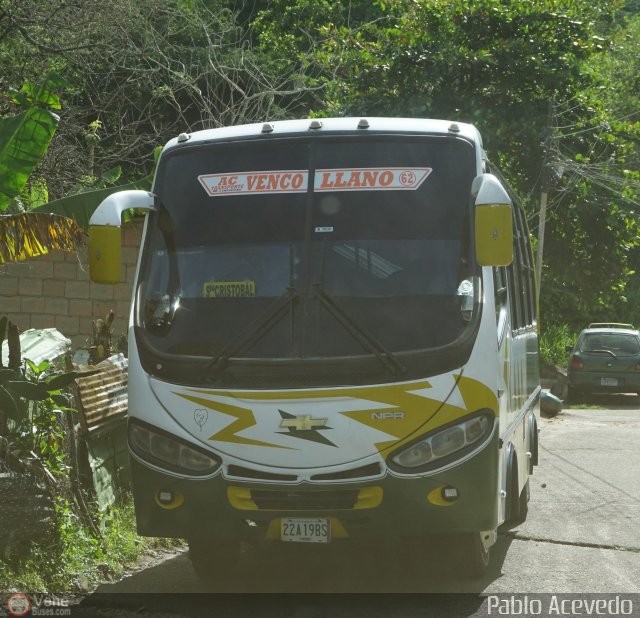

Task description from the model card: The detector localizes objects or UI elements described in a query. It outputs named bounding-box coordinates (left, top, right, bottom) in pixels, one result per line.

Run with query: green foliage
left=538, top=10, right=640, bottom=328
left=32, top=171, right=154, bottom=230
left=0, top=72, right=65, bottom=212
left=0, top=316, right=79, bottom=477
left=254, top=0, right=615, bottom=183
left=0, top=497, right=181, bottom=592
left=0, top=314, right=179, bottom=592
left=539, top=323, right=577, bottom=367
left=0, top=357, right=79, bottom=477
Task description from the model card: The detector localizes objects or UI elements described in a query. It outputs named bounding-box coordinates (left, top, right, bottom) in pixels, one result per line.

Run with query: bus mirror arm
left=88, top=190, right=156, bottom=284
left=90, top=190, right=156, bottom=227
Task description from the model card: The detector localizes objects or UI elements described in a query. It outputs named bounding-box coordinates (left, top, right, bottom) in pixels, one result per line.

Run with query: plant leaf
left=23, top=178, right=49, bottom=208
left=0, top=384, right=21, bottom=421
left=31, top=174, right=153, bottom=231
left=51, top=393, right=71, bottom=406
left=46, top=372, right=80, bottom=390
left=0, top=212, right=84, bottom=264
left=0, top=107, right=60, bottom=211
left=0, top=368, right=18, bottom=382
left=7, top=380, right=51, bottom=401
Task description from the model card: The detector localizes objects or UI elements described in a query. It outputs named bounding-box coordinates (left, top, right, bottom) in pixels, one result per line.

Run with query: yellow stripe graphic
left=175, top=392, right=293, bottom=449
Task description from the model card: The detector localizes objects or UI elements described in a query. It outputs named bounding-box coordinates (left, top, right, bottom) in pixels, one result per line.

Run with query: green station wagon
left=566, top=323, right=640, bottom=400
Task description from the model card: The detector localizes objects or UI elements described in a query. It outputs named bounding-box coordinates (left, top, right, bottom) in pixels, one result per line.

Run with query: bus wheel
left=188, top=538, right=240, bottom=585
left=503, top=452, right=520, bottom=525
left=530, top=417, right=539, bottom=468
left=452, top=532, right=490, bottom=579
left=517, top=480, right=530, bottom=523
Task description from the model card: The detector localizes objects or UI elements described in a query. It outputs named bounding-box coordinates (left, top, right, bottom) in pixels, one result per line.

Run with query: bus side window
left=514, top=226, right=530, bottom=326
left=513, top=202, right=535, bottom=327
left=504, top=197, right=537, bottom=332
left=506, top=260, right=522, bottom=331
left=493, top=266, right=508, bottom=342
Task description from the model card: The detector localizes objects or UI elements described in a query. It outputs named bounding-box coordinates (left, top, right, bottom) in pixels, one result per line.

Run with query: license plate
left=601, top=377, right=618, bottom=386
left=281, top=518, right=330, bottom=543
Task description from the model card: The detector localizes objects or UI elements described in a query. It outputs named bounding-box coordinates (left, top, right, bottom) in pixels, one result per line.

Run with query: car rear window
left=580, top=333, right=640, bottom=356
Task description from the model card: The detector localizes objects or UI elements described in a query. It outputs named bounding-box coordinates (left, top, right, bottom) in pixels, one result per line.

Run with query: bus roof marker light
left=448, top=123, right=461, bottom=133
left=309, top=119, right=323, bottom=130
left=261, top=123, right=274, bottom=133
left=177, top=132, right=190, bottom=143
left=357, top=118, right=370, bottom=129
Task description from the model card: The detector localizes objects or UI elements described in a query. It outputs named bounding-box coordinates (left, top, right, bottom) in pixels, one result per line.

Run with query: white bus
left=88, top=117, right=540, bottom=580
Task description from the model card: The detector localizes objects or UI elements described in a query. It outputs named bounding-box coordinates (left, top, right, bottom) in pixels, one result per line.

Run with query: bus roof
left=163, top=117, right=483, bottom=152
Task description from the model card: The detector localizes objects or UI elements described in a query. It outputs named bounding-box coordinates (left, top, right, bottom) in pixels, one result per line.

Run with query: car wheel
left=188, top=538, right=241, bottom=585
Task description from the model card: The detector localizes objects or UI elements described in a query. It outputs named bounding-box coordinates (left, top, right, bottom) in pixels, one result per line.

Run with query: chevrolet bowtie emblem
left=279, top=414, right=328, bottom=431
left=277, top=410, right=336, bottom=447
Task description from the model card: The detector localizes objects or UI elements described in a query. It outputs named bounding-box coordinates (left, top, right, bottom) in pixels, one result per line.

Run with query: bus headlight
left=129, top=421, right=221, bottom=476
left=388, top=411, right=494, bottom=472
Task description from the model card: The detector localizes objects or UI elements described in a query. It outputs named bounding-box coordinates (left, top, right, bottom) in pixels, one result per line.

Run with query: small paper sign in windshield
left=203, top=281, right=257, bottom=298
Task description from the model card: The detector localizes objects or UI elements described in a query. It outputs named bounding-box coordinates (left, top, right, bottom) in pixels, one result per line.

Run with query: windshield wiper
left=203, top=287, right=299, bottom=381
left=312, top=282, right=406, bottom=377
left=590, top=349, right=617, bottom=358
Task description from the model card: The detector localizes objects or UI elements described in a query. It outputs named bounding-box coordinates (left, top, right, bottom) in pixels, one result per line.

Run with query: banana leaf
left=31, top=174, right=153, bottom=231
left=0, top=384, right=20, bottom=421
left=7, top=380, right=50, bottom=402
left=0, top=107, right=59, bottom=211
left=0, top=212, right=85, bottom=264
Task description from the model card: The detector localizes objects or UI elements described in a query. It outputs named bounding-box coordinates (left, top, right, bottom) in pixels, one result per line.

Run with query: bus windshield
left=136, top=135, right=479, bottom=385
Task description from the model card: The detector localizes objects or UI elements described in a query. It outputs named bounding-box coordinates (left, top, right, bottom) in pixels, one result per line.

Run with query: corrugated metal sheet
left=75, top=353, right=128, bottom=432
left=1, top=328, right=70, bottom=366
left=74, top=353, right=131, bottom=509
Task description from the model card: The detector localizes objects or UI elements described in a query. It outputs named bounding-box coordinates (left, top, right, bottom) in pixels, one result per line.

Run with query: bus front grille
left=310, top=462, right=381, bottom=481
left=226, top=465, right=298, bottom=482
left=250, top=489, right=360, bottom=511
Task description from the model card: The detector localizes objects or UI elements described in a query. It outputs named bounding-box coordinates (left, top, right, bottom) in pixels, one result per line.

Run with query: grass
left=0, top=495, right=182, bottom=592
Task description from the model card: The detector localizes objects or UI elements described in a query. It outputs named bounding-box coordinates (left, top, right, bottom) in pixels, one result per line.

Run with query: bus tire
left=530, top=416, right=539, bottom=468
left=504, top=450, right=520, bottom=524
left=452, top=532, right=490, bottom=579
left=515, top=480, right=530, bottom=524
left=188, top=538, right=240, bottom=584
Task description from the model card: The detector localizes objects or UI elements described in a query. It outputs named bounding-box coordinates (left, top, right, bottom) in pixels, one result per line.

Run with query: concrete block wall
left=0, top=221, right=144, bottom=350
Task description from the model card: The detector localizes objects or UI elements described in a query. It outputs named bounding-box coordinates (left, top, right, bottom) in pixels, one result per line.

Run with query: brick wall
left=0, top=221, right=144, bottom=350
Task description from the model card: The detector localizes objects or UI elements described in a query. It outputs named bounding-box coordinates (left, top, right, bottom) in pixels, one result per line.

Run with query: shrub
left=540, top=323, right=577, bottom=368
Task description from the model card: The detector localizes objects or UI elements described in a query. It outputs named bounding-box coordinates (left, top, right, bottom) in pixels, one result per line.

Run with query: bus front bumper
left=130, top=433, right=499, bottom=543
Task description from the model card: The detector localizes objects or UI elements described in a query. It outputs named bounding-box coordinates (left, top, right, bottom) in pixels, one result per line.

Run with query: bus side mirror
left=88, top=190, right=155, bottom=283
left=473, top=174, right=513, bottom=267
